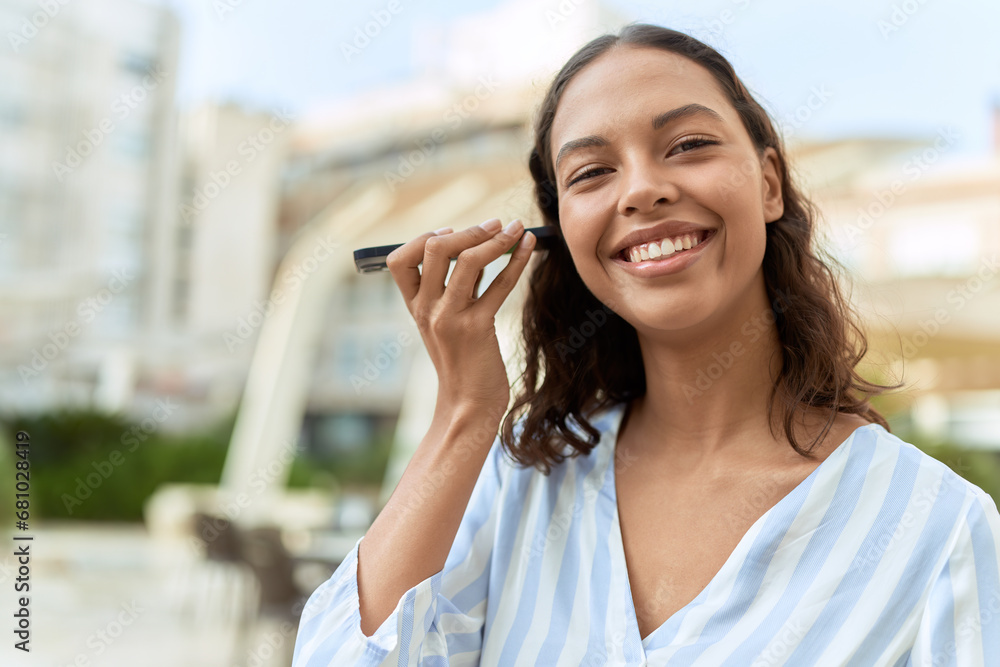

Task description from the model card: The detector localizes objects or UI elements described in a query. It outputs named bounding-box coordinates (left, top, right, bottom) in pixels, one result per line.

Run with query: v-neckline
left=604, top=400, right=869, bottom=651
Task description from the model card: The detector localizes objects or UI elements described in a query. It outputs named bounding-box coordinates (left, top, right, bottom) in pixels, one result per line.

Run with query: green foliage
left=6, top=403, right=995, bottom=524
left=0, top=409, right=232, bottom=522
left=883, top=412, right=1000, bottom=507
left=287, top=431, right=393, bottom=491
left=907, top=438, right=1000, bottom=507
left=1, top=408, right=393, bottom=522
left=0, top=425, right=13, bottom=523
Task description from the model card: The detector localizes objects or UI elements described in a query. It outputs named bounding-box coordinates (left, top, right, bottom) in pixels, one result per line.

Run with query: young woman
left=294, top=24, right=1000, bottom=666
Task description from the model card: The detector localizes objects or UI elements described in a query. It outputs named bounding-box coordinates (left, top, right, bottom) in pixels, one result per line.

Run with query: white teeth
left=623, top=232, right=709, bottom=262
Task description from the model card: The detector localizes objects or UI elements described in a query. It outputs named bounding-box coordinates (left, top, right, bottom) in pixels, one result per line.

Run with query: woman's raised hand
left=357, top=219, right=535, bottom=637
left=386, top=218, right=536, bottom=416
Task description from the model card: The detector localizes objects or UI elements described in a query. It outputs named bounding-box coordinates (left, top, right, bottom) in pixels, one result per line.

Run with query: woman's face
left=549, top=46, right=784, bottom=339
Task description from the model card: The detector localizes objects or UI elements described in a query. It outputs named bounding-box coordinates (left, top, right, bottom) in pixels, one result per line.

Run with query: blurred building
left=267, top=0, right=629, bottom=464
left=279, top=97, right=1000, bottom=463
left=168, top=103, right=290, bottom=422
left=0, top=1, right=289, bottom=430
left=802, top=107, right=1000, bottom=448
left=2, top=0, right=997, bottom=466
left=0, top=0, right=180, bottom=414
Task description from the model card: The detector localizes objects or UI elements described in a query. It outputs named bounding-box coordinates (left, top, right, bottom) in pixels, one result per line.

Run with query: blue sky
left=165, top=0, right=1000, bottom=156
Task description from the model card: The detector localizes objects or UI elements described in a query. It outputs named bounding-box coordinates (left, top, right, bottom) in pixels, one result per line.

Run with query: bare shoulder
left=799, top=411, right=875, bottom=463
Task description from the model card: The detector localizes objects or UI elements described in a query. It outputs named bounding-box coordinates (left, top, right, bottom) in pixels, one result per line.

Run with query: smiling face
left=549, top=46, right=784, bottom=340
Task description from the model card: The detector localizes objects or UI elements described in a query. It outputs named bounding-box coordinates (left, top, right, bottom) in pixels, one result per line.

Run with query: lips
left=621, top=229, right=710, bottom=262
left=609, top=221, right=714, bottom=259
left=610, top=228, right=716, bottom=277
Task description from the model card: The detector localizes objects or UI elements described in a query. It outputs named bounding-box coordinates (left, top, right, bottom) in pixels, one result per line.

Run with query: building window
left=888, top=218, right=979, bottom=277
left=119, top=52, right=156, bottom=78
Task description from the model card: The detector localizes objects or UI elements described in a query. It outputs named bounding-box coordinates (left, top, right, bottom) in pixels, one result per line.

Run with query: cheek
left=698, top=161, right=769, bottom=244
left=701, top=156, right=762, bottom=209
left=559, top=199, right=606, bottom=263
left=688, top=162, right=769, bottom=276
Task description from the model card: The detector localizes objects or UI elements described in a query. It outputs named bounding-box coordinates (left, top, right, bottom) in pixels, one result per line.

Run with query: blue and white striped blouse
left=293, top=402, right=1000, bottom=666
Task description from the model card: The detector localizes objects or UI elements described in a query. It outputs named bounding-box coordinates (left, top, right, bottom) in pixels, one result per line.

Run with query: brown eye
left=671, top=136, right=719, bottom=155
left=567, top=166, right=613, bottom=187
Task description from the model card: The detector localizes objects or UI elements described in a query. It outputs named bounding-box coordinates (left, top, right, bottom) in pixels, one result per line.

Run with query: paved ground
left=1, top=523, right=304, bottom=667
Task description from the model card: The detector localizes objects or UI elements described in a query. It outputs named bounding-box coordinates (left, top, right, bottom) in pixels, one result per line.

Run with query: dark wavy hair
left=499, top=23, right=897, bottom=474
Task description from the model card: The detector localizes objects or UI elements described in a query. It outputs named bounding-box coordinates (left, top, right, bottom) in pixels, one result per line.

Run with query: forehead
left=550, top=46, right=735, bottom=154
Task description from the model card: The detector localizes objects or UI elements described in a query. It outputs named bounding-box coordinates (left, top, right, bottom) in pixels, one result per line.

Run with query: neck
left=626, top=279, right=784, bottom=468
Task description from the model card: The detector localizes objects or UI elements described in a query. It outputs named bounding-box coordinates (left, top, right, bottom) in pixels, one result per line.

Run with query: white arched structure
left=218, top=172, right=537, bottom=525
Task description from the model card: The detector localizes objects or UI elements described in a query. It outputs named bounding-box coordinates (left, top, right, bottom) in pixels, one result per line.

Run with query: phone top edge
left=352, top=226, right=559, bottom=273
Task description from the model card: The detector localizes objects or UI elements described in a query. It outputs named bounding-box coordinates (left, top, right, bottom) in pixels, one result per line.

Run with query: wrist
left=430, top=398, right=506, bottom=445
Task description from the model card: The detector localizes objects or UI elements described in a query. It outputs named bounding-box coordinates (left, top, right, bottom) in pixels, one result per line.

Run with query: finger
left=446, top=219, right=525, bottom=298
left=419, top=218, right=503, bottom=299
left=471, top=268, right=485, bottom=299
left=476, top=230, right=536, bottom=314
left=385, top=229, right=442, bottom=302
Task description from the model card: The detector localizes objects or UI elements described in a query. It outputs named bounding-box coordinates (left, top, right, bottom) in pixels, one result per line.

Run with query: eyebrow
left=554, top=103, right=725, bottom=171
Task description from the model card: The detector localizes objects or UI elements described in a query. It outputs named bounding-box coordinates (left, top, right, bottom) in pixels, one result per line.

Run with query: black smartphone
left=353, top=225, right=560, bottom=273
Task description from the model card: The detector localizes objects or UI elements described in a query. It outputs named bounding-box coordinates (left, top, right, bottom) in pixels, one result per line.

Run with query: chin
left=616, top=295, right=716, bottom=337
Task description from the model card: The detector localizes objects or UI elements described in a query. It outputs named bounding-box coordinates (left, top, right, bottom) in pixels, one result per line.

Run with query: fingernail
left=480, top=218, right=502, bottom=231
left=504, top=219, right=523, bottom=235
left=434, top=227, right=452, bottom=235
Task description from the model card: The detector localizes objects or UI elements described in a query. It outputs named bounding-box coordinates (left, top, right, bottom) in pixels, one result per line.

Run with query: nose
left=617, top=157, right=680, bottom=216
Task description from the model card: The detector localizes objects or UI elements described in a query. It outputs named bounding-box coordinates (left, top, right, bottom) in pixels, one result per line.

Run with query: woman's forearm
left=356, top=403, right=501, bottom=637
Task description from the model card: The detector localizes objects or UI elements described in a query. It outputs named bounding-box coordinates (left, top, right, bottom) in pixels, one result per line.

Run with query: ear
left=760, top=146, right=784, bottom=223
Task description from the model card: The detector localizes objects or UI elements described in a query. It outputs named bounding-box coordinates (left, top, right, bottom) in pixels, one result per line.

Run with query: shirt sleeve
left=292, top=437, right=505, bottom=666
left=906, top=488, right=1000, bottom=666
